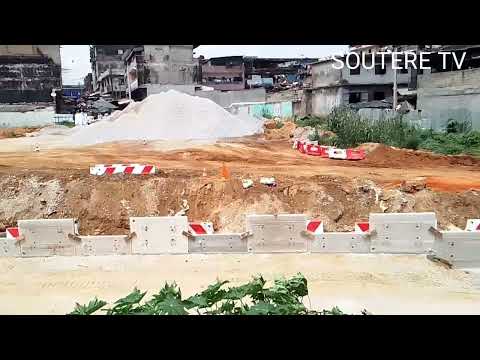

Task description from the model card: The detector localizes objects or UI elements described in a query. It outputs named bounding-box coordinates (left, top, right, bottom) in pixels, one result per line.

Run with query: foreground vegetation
left=70, top=273, right=368, bottom=315
left=296, top=107, right=480, bottom=156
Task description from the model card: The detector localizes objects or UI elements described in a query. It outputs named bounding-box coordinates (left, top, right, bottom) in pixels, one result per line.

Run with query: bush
left=295, top=115, right=326, bottom=128
left=275, top=120, right=284, bottom=129
left=419, top=131, right=480, bottom=155
left=69, top=273, right=369, bottom=315
left=446, top=119, right=472, bottom=134
left=323, top=107, right=422, bottom=149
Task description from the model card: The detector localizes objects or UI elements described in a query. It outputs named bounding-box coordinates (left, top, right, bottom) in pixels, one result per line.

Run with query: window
left=373, top=91, right=385, bottom=100
left=348, top=55, right=361, bottom=75
left=118, top=49, right=124, bottom=55
left=349, top=92, right=361, bottom=104
left=397, top=60, right=408, bottom=74
left=375, top=60, right=386, bottom=75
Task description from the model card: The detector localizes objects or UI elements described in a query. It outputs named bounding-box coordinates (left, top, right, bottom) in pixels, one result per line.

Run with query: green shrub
left=295, top=115, right=326, bottom=128
left=275, top=120, right=284, bottom=129
left=446, top=119, right=472, bottom=134
left=69, top=273, right=368, bottom=315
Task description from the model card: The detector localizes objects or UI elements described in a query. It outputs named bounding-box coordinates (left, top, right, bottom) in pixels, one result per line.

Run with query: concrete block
left=369, top=212, right=437, bottom=254
left=0, top=238, right=21, bottom=257
left=433, top=231, right=480, bottom=267
left=78, top=235, right=132, bottom=256
left=18, top=218, right=78, bottom=257
left=309, top=232, right=370, bottom=253
left=188, top=234, right=248, bottom=253
left=130, top=216, right=189, bottom=254
left=246, top=214, right=307, bottom=253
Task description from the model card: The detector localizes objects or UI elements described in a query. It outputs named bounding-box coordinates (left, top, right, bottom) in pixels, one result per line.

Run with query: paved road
left=0, top=253, right=478, bottom=315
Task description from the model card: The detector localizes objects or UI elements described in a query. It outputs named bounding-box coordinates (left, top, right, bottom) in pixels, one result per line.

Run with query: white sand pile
left=70, top=90, right=264, bottom=146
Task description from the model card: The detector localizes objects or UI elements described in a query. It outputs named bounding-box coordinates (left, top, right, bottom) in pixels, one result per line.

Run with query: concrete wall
left=143, top=45, right=196, bottom=85
left=311, top=87, right=343, bottom=116
left=145, top=85, right=265, bottom=108
left=417, top=68, right=480, bottom=130
left=196, top=88, right=266, bottom=108
left=311, top=61, right=342, bottom=88
left=266, top=89, right=302, bottom=103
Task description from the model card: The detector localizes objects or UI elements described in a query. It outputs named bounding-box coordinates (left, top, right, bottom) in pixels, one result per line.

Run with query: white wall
left=311, top=87, right=343, bottom=116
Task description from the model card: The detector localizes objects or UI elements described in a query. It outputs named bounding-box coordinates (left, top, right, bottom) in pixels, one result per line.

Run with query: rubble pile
left=69, top=90, right=264, bottom=146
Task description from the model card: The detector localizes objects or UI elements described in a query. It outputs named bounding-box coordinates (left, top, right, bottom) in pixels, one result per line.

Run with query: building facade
left=0, top=45, right=61, bottom=103
left=308, top=51, right=413, bottom=116
left=416, top=45, right=480, bottom=130
left=200, top=56, right=317, bottom=92
left=90, top=45, right=135, bottom=99
left=124, top=45, right=199, bottom=101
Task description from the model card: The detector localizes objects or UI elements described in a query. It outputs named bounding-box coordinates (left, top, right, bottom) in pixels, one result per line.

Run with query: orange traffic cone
left=220, top=163, right=230, bottom=180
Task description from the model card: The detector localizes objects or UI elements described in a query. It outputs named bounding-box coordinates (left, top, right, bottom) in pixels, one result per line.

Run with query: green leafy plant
left=69, top=273, right=368, bottom=315
left=274, top=120, right=284, bottom=129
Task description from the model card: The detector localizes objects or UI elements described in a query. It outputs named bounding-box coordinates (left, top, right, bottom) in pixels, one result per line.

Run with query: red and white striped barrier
left=90, top=164, right=156, bottom=176
left=306, top=145, right=330, bottom=157
left=295, top=141, right=365, bottom=161
left=307, top=219, right=324, bottom=234
left=355, top=222, right=370, bottom=234
left=189, top=222, right=214, bottom=235
left=466, top=219, right=480, bottom=232
left=6, top=227, right=19, bottom=239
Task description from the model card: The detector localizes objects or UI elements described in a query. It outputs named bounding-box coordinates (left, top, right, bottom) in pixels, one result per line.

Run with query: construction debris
left=260, top=177, right=277, bottom=187
left=242, top=179, right=254, bottom=189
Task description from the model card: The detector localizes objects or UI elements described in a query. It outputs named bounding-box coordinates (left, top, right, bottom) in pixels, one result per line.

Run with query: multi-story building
left=199, top=56, right=317, bottom=92
left=0, top=45, right=61, bottom=103
left=123, top=45, right=199, bottom=101
left=90, top=45, right=135, bottom=100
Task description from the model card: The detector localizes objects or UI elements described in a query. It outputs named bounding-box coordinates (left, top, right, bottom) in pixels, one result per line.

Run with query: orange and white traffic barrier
left=346, top=149, right=366, bottom=160
left=6, top=227, right=19, bottom=239
left=355, top=222, right=370, bottom=234
left=90, top=164, right=156, bottom=175
left=306, top=219, right=324, bottom=234
left=466, top=219, right=480, bottom=232
left=189, top=222, right=214, bottom=235
left=306, top=145, right=330, bottom=157
left=295, top=140, right=366, bottom=161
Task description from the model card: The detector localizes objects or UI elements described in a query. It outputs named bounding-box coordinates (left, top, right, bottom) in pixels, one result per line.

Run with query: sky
left=60, top=45, right=348, bottom=85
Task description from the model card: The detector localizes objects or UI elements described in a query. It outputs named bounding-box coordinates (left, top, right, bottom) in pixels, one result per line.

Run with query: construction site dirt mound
left=1, top=170, right=479, bottom=235
left=0, top=127, right=41, bottom=139
left=364, top=144, right=480, bottom=168
left=263, top=121, right=296, bottom=140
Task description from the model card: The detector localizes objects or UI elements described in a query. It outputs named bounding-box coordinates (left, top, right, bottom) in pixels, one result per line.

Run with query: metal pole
left=393, top=47, right=398, bottom=111
left=127, top=63, right=132, bottom=100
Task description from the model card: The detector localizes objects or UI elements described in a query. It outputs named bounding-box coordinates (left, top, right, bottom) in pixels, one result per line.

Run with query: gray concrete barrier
left=188, top=233, right=248, bottom=253
left=78, top=235, right=132, bottom=256
left=432, top=230, right=480, bottom=268
left=129, top=216, right=189, bottom=254
left=309, top=232, right=371, bottom=253
left=0, top=237, right=21, bottom=257
left=369, top=212, right=437, bottom=254
left=246, top=214, right=307, bottom=253
left=3, top=212, right=479, bottom=265
left=18, top=218, right=78, bottom=257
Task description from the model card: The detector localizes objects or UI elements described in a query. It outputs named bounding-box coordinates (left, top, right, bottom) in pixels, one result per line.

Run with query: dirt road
left=0, top=254, right=478, bottom=315
left=1, top=136, right=480, bottom=234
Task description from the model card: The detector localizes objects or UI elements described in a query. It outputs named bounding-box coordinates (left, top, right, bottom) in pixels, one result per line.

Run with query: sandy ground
left=0, top=253, right=478, bottom=315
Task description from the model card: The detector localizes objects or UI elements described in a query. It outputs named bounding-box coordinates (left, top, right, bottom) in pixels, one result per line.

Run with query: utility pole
left=392, top=46, right=398, bottom=111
